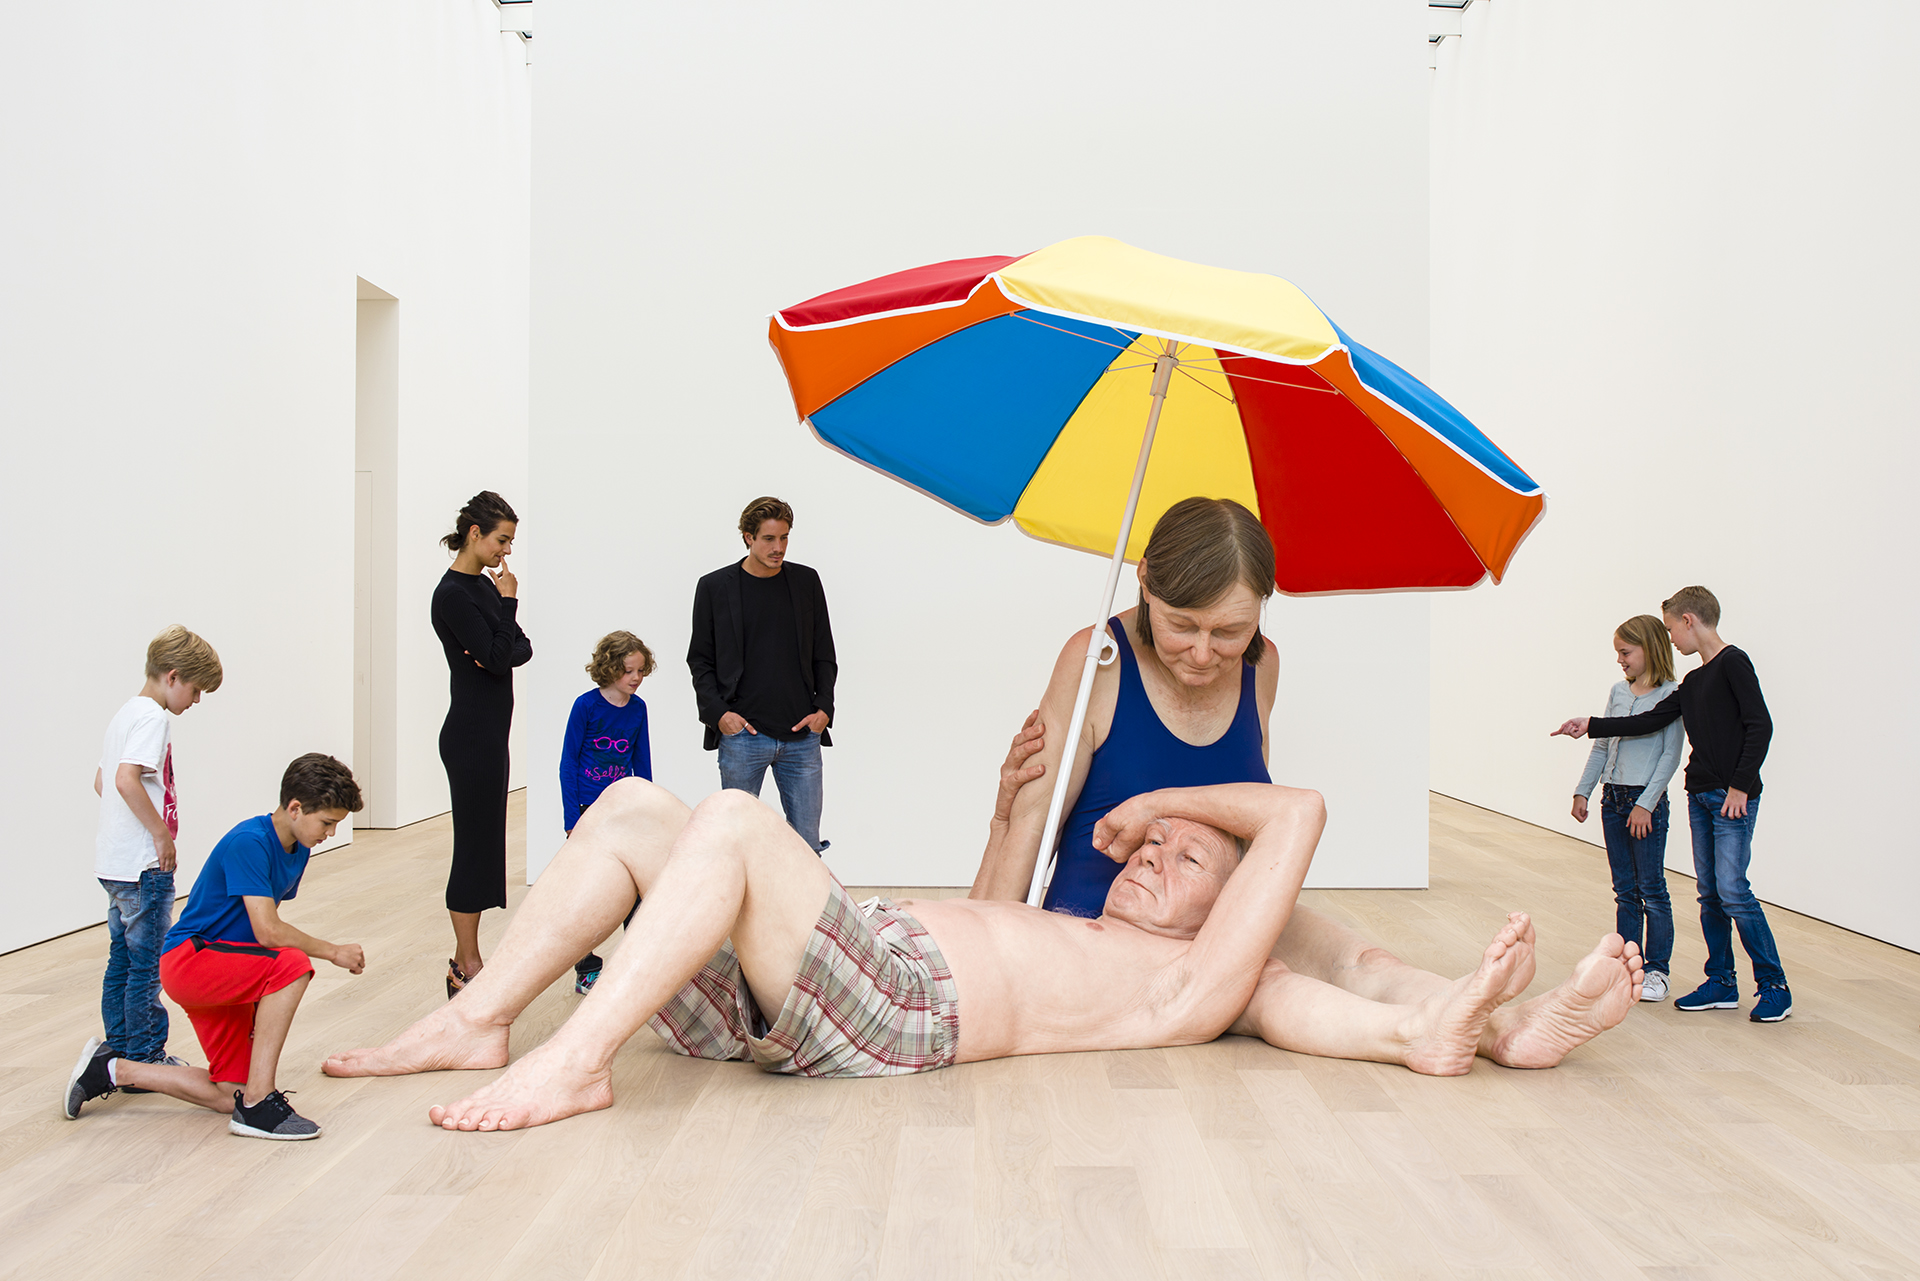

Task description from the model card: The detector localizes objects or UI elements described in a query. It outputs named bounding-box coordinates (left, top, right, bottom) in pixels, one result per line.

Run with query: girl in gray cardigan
left=1571, top=614, right=1684, bottom=1001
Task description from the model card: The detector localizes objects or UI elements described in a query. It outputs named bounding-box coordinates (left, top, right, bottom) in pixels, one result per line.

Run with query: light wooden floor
left=4, top=794, right=1918, bottom=1280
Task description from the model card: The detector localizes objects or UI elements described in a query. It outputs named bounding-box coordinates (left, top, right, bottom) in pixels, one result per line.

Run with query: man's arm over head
left=1094, top=783, right=1325, bottom=1040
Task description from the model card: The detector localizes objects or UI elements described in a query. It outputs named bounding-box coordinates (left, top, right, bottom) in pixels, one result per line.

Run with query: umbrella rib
left=1171, top=363, right=1237, bottom=404
left=1007, top=311, right=1138, bottom=351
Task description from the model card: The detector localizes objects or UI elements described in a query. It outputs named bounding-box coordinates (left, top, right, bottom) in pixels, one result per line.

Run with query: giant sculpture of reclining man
left=325, top=777, right=1642, bottom=1132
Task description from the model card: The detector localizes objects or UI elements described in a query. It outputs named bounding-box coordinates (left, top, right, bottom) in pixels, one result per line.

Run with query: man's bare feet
left=1400, top=913, right=1533, bottom=1076
left=1494, top=912, right=1538, bottom=1005
left=426, top=1039, right=613, bottom=1132
left=323, top=1001, right=510, bottom=1078
left=1486, top=934, right=1642, bottom=1070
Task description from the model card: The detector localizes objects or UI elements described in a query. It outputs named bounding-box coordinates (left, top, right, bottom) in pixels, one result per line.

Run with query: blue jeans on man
left=99, top=868, right=175, bottom=1061
left=1599, top=785, right=1673, bottom=975
left=1686, top=789, right=1786, bottom=990
left=718, top=729, right=826, bottom=853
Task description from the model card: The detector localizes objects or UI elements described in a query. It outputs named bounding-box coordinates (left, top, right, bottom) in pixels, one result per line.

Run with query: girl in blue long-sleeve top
left=560, top=631, right=654, bottom=992
left=1569, top=614, right=1683, bottom=1003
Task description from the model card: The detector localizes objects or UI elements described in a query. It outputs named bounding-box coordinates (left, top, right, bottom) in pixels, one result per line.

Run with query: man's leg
left=718, top=729, right=776, bottom=796
left=425, top=787, right=834, bottom=1132
left=1270, top=905, right=1641, bottom=1069
left=325, top=777, right=694, bottom=1078
left=1231, top=914, right=1537, bottom=1076
left=767, top=732, right=825, bottom=853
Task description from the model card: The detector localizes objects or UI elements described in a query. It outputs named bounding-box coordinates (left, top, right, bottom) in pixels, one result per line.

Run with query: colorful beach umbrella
left=768, top=235, right=1546, bottom=903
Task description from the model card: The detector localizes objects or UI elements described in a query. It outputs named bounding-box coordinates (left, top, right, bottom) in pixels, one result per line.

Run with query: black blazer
left=688, top=560, right=838, bottom=751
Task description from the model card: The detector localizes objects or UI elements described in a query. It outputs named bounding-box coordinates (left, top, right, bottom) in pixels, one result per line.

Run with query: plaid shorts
left=646, top=882, right=960, bottom=1077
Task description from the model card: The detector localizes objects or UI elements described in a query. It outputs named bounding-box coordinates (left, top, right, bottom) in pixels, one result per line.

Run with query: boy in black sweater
left=1553, top=586, right=1789, bottom=1022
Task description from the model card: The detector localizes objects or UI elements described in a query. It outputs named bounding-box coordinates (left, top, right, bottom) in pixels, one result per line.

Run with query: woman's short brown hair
left=145, top=625, right=224, bottom=692
left=1134, top=497, right=1275, bottom=665
left=586, top=631, right=656, bottom=686
left=279, top=753, right=363, bottom=813
left=1615, top=614, right=1677, bottom=687
left=738, top=496, right=795, bottom=540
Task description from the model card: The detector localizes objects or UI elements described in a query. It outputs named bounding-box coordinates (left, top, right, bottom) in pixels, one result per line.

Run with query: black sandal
left=446, top=959, right=470, bottom=1000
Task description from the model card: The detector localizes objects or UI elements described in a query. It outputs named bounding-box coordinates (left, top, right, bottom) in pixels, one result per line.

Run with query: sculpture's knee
left=593, top=777, right=679, bottom=826
left=693, top=787, right=779, bottom=836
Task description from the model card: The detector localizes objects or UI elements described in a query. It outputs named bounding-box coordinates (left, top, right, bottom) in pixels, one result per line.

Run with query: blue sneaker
left=1675, top=979, right=1740, bottom=1011
left=574, top=970, right=600, bottom=995
left=1750, top=986, right=1793, bottom=1022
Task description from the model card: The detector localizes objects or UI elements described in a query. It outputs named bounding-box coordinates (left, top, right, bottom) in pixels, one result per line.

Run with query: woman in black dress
left=431, top=490, right=533, bottom=995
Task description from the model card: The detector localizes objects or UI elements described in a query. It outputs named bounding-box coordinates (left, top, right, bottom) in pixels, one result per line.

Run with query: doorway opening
left=355, top=277, right=399, bottom=827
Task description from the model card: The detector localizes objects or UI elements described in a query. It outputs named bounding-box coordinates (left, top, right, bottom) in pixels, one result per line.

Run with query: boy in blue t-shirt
left=63, top=754, right=366, bottom=1140
left=561, top=631, right=654, bottom=992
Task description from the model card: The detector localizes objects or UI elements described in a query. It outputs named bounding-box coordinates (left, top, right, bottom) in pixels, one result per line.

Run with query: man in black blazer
left=687, top=496, right=837, bottom=853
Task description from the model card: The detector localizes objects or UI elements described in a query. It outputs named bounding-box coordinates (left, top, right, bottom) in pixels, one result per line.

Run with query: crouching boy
left=64, top=754, right=366, bottom=1139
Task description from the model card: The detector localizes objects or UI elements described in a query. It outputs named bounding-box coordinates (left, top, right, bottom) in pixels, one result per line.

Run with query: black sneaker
left=230, top=1089, right=322, bottom=1140
left=62, top=1038, right=118, bottom=1119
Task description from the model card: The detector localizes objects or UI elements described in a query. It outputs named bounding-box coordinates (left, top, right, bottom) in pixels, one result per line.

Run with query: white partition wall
left=1429, top=5, right=1920, bottom=950
left=525, top=2, right=1439, bottom=890
left=0, top=3, right=530, bottom=954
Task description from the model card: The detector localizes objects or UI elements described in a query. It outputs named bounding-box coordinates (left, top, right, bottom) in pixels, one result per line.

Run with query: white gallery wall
left=0, top=3, right=531, bottom=954
left=1429, top=4, right=1920, bottom=950
left=523, top=2, right=1443, bottom=890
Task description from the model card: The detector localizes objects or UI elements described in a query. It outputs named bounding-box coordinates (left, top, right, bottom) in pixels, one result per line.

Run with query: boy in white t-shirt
left=92, top=625, right=223, bottom=1069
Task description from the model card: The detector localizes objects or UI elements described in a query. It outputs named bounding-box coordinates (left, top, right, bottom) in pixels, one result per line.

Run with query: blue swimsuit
left=1042, top=617, right=1271, bottom=917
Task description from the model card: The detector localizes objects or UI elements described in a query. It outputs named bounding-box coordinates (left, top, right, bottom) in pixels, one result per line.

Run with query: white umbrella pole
left=1025, top=344, right=1179, bottom=906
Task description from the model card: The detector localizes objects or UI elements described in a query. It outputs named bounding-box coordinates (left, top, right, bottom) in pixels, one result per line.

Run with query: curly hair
left=279, top=753, right=364, bottom=813
left=586, top=631, right=656, bottom=686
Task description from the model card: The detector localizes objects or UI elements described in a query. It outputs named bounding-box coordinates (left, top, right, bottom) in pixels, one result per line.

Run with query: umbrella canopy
left=769, top=235, right=1544, bottom=593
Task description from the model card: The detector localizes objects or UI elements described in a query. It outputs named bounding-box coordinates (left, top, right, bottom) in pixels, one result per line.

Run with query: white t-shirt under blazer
left=95, top=695, right=176, bottom=881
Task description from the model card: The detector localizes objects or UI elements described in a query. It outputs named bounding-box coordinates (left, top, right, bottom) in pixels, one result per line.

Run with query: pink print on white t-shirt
left=162, top=745, right=178, bottom=838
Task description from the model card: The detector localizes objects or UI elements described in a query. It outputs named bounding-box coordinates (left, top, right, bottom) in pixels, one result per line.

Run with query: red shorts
left=159, top=938, right=313, bottom=1083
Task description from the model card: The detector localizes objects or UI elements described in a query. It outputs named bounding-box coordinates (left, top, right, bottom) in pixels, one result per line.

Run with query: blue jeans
left=1599, top=785, right=1674, bottom=973
left=1687, top=789, right=1786, bottom=990
left=717, top=729, right=825, bottom=853
left=100, top=870, right=175, bottom=1061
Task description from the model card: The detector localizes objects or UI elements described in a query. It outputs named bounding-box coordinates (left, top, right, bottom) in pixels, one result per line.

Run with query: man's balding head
left=1100, top=816, right=1241, bottom=939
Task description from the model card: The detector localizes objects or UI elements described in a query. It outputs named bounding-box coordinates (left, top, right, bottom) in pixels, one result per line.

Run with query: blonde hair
left=1662, top=585, right=1721, bottom=628
left=145, top=625, right=223, bottom=692
left=586, top=631, right=656, bottom=687
left=1615, top=615, right=1677, bottom=687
